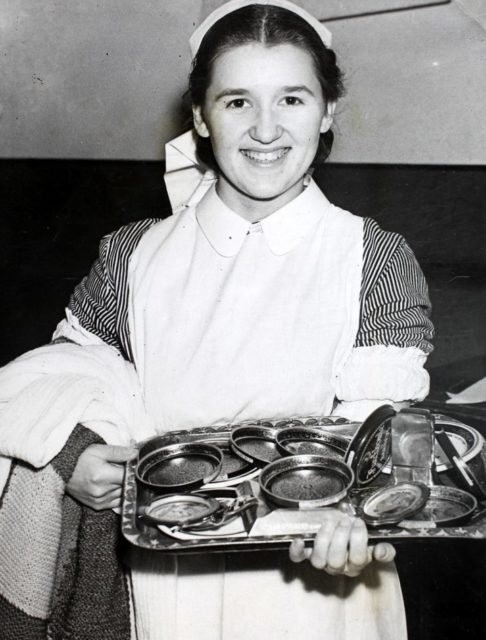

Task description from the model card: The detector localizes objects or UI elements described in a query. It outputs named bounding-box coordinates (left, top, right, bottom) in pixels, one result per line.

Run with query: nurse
left=58, top=1, right=433, bottom=638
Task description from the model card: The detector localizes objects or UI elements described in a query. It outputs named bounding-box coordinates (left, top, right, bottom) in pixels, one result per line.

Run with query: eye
left=225, top=98, right=249, bottom=110
left=282, top=96, right=303, bottom=106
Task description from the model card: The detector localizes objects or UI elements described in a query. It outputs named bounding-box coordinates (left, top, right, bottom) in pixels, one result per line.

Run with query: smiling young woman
left=0, top=1, right=433, bottom=639
left=192, top=42, right=334, bottom=220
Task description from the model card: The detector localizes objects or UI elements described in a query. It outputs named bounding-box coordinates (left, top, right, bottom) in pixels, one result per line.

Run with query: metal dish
left=141, top=493, right=221, bottom=527
left=136, top=442, right=223, bottom=492
left=361, top=482, right=430, bottom=527
left=276, top=426, right=348, bottom=458
left=434, top=420, right=483, bottom=471
left=344, top=404, right=396, bottom=487
left=259, top=455, right=354, bottom=509
left=230, top=425, right=281, bottom=467
left=208, top=440, right=257, bottom=484
left=403, top=485, right=478, bottom=527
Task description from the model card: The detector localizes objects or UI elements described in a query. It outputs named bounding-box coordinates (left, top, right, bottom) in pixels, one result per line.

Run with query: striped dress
left=67, top=217, right=433, bottom=364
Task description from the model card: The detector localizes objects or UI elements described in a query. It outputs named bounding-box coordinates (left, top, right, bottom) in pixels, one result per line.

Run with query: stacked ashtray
left=344, top=407, right=485, bottom=528
left=229, top=422, right=354, bottom=509
left=135, top=434, right=260, bottom=531
left=133, top=410, right=485, bottom=534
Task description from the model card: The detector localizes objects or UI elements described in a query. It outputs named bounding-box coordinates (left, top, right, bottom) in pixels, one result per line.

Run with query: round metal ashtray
left=136, top=442, right=223, bottom=492
left=361, top=482, right=430, bottom=527
left=230, top=425, right=281, bottom=467
left=259, top=455, right=354, bottom=509
left=141, top=493, right=221, bottom=527
left=434, top=421, right=483, bottom=472
left=404, top=485, right=478, bottom=527
left=208, top=440, right=257, bottom=484
left=345, top=404, right=396, bottom=487
left=276, top=427, right=348, bottom=458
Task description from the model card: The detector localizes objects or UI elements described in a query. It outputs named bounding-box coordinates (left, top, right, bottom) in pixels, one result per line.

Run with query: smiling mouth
left=240, top=147, right=290, bottom=164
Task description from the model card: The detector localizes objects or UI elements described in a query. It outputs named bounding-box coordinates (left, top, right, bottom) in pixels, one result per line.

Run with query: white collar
left=195, top=178, right=331, bottom=257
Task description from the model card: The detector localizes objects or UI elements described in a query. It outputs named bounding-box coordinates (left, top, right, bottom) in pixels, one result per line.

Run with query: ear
left=320, top=101, right=336, bottom=133
left=193, top=106, right=210, bottom=138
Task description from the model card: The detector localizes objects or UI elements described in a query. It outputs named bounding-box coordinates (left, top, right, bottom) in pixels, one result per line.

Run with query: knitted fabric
left=0, top=425, right=131, bottom=640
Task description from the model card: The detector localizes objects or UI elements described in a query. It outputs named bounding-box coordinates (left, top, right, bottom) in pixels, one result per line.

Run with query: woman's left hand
left=288, top=509, right=395, bottom=577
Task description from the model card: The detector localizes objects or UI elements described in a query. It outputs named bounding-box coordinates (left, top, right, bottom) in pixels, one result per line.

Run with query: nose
left=249, top=108, right=282, bottom=144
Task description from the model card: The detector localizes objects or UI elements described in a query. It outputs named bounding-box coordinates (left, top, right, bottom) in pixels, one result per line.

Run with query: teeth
left=241, top=148, right=289, bottom=163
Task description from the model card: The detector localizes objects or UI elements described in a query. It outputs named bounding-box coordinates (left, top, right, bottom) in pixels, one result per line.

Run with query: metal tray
left=121, top=416, right=486, bottom=553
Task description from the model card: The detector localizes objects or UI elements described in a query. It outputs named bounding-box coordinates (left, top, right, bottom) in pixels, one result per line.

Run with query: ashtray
left=434, top=420, right=483, bottom=471
left=360, top=482, right=430, bottom=527
left=276, top=426, right=348, bottom=458
left=206, top=440, right=258, bottom=486
left=140, top=493, right=221, bottom=527
left=140, top=491, right=259, bottom=533
left=230, top=425, right=281, bottom=467
left=136, top=442, right=223, bottom=492
left=403, top=485, right=478, bottom=527
left=345, top=404, right=396, bottom=486
left=259, top=455, right=354, bottom=509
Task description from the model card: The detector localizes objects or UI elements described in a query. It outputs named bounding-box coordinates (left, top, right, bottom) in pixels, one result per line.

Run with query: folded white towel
left=0, top=342, right=155, bottom=470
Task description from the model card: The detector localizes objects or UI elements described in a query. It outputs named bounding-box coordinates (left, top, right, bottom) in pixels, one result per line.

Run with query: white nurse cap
left=190, top=0, right=332, bottom=57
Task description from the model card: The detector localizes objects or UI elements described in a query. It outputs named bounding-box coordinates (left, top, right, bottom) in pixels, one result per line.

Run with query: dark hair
left=189, top=4, right=344, bottom=169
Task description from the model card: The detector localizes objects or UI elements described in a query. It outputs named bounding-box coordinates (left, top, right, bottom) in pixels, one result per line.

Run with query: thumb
left=100, top=444, right=139, bottom=463
left=372, top=542, right=396, bottom=563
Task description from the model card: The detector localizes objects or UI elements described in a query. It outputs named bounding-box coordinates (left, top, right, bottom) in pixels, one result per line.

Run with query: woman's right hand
left=66, top=444, right=138, bottom=511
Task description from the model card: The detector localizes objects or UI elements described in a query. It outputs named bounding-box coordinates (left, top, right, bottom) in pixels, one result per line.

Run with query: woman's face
left=193, top=42, right=333, bottom=220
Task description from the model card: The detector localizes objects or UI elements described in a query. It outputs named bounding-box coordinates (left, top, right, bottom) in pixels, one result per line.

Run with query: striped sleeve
left=356, top=218, right=434, bottom=354
left=68, top=218, right=161, bottom=360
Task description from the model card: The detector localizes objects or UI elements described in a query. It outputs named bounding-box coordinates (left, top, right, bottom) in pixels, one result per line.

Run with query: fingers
left=66, top=443, right=137, bottom=511
left=94, top=444, right=139, bottom=464
left=90, top=486, right=123, bottom=511
left=90, top=458, right=126, bottom=488
left=310, top=515, right=345, bottom=570
left=86, top=444, right=138, bottom=487
left=346, top=518, right=369, bottom=571
left=75, top=485, right=123, bottom=511
left=288, top=511, right=397, bottom=578
left=317, top=516, right=369, bottom=577
left=324, top=517, right=356, bottom=572
left=289, top=513, right=358, bottom=572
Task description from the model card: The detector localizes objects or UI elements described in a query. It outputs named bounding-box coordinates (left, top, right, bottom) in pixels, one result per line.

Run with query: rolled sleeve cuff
left=52, top=309, right=108, bottom=347
left=333, top=345, right=430, bottom=421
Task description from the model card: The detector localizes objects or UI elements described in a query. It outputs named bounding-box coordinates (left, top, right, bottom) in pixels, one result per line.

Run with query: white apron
left=126, top=183, right=407, bottom=640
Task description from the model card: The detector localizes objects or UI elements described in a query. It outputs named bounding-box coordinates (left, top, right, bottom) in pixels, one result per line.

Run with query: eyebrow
left=281, top=85, right=316, bottom=96
left=214, top=88, right=250, bottom=101
left=214, top=85, right=316, bottom=101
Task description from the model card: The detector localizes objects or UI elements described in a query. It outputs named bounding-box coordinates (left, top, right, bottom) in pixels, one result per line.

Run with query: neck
left=215, top=178, right=306, bottom=223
